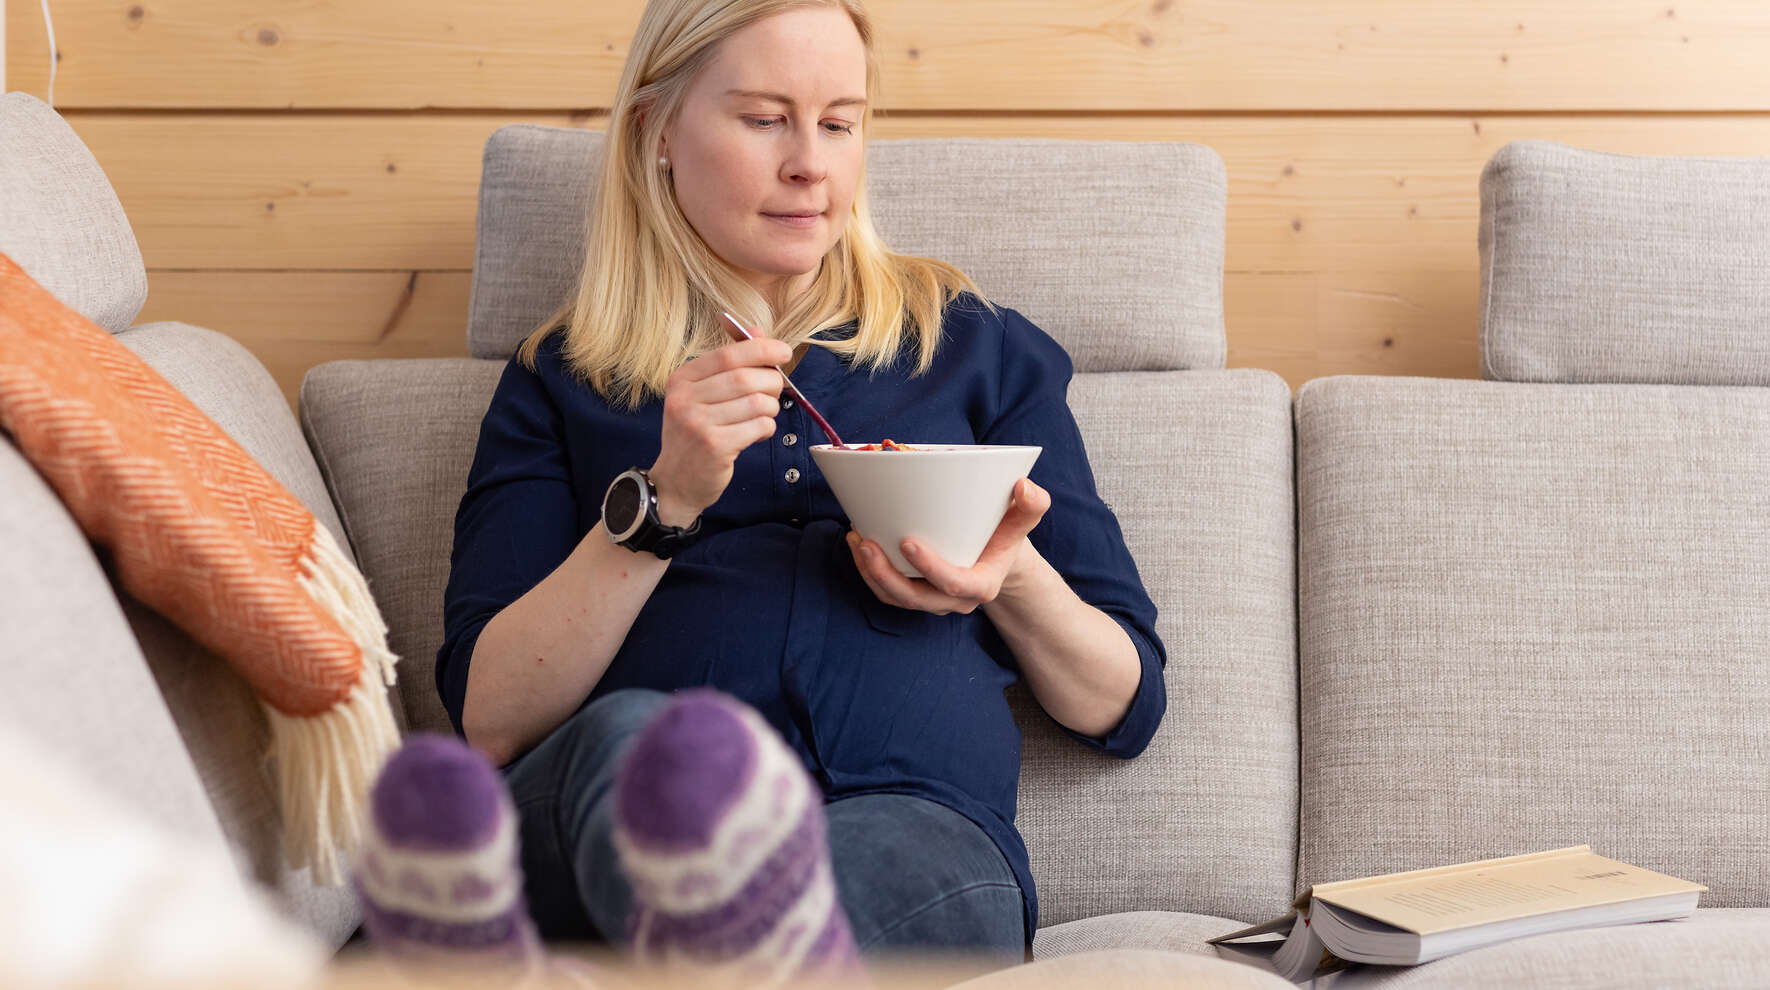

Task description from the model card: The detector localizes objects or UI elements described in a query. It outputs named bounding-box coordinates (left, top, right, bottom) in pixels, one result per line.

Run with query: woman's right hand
left=646, top=336, right=794, bottom=527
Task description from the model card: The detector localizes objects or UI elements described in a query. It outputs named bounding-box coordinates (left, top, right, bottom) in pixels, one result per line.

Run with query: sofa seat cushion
left=1311, top=908, right=1770, bottom=989
left=1034, top=910, right=1253, bottom=960
left=956, top=947, right=1299, bottom=989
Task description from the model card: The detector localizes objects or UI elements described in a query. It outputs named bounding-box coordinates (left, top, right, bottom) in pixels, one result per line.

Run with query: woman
left=435, top=0, right=1167, bottom=971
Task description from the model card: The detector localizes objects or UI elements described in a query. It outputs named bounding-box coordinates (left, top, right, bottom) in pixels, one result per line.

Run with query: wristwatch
left=601, top=467, right=701, bottom=558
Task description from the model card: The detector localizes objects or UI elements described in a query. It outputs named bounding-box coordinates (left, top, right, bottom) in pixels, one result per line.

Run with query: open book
left=1207, top=845, right=1706, bottom=984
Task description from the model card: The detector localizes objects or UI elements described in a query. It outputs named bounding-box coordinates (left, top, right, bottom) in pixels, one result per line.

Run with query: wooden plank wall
left=9, top=1, right=1770, bottom=405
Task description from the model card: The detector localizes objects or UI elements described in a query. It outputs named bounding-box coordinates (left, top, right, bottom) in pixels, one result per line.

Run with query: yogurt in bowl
left=809, top=443, right=1042, bottom=578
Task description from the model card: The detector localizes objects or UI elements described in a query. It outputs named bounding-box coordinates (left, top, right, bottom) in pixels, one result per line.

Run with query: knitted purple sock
left=353, top=733, right=542, bottom=976
left=613, top=690, right=863, bottom=987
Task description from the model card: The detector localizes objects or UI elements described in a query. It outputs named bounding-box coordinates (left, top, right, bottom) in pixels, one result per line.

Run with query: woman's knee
left=856, top=879, right=1025, bottom=956
left=550, top=688, right=671, bottom=762
left=825, top=795, right=1025, bottom=955
left=504, top=687, right=670, bottom=805
left=576, top=686, right=672, bottom=737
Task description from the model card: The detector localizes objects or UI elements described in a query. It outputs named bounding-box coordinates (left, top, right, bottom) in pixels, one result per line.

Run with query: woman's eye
left=743, top=117, right=855, bottom=135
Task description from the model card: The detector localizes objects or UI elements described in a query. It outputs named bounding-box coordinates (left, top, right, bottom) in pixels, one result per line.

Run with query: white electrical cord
left=40, top=0, right=59, bottom=107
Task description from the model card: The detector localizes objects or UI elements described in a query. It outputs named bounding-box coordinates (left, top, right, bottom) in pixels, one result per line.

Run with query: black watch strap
left=626, top=509, right=701, bottom=558
left=608, top=468, right=701, bottom=559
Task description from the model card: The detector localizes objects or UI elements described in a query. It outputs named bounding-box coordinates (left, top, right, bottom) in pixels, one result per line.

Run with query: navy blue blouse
left=436, top=292, right=1168, bottom=938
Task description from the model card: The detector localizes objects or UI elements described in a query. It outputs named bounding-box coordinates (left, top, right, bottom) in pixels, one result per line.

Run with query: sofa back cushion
left=467, top=128, right=1228, bottom=374
left=300, top=358, right=503, bottom=737
left=1021, top=368, right=1297, bottom=924
left=1295, top=375, right=1770, bottom=907
left=301, top=363, right=1300, bottom=924
left=0, top=93, right=147, bottom=335
left=1479, top=140, right=1770, bottom=386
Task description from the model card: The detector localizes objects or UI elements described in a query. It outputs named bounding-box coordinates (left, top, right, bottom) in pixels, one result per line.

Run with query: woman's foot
left=612, top=689, right=864, bottom=987
left=352, top=733, right=544, bottom=979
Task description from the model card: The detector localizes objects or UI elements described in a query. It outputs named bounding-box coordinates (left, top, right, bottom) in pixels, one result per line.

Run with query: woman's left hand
left=846, top=477, right=1051, bottom=615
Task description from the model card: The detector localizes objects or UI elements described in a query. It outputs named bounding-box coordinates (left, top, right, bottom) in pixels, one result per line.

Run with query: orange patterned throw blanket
left=0, top=252, right=398, bottom=885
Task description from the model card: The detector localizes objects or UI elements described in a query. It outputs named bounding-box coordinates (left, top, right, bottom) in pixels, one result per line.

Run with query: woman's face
left=660, top=6, right=868, bottom=311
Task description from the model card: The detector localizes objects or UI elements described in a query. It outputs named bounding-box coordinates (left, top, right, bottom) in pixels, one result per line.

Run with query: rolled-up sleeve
left=435, top=347, right=582, bottom=736
left=979, top=304, right=1168, bottom=759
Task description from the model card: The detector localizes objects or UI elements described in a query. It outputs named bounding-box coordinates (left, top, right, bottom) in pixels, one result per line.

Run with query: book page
left=1206, top=912, right=1298, bottom=944
left=1208, top=910, right=1353, bottom=982
left=1313, top=846, right=1706, bottom=936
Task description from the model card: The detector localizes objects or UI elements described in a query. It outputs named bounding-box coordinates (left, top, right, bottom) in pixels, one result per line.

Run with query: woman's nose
left=780, top=131, right=827, bottom=184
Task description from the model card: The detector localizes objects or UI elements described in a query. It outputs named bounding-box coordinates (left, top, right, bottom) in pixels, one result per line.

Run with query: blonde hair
left=516, top=0, right=992, bottom=410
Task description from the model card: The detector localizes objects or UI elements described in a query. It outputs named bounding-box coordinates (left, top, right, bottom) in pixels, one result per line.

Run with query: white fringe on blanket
left=298, top=524, right=400, bottom=690
left=272, top=522, right=404, bottom=886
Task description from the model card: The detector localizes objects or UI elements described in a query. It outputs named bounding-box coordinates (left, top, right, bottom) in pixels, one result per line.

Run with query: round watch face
left=603, top=474, right=644, bottom=539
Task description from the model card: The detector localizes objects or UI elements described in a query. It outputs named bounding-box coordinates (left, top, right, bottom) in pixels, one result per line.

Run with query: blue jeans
left=501, top=688, right=1027, bottom=964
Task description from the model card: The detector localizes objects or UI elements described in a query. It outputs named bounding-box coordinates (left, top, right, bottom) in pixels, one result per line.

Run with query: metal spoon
left=719, top=311, right=845, bottom=448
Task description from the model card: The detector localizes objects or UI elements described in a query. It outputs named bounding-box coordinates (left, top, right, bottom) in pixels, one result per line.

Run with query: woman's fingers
left=847, top=532, right=968, bottom=614
left=650, top=339, right=792, bottom=519
left=897, top=540, right=985, bottom=602
left=977, top=479, right=1049, bottom=560
left=847, top=532, right=911, bottom=608
left=693, top=364, right=786, bottom=405
left=700, top=388, right=781, bottom=426
left=846, top=534, right=899, bottom=605
left=678, top=337, right=793, bottom=383
left=850, top=555, right=901, bottom=610
left=845, top=480, right=1048, bottom=615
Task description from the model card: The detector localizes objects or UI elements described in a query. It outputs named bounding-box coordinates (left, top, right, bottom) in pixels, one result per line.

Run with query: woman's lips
left=763, top=212, right=822, bottom=229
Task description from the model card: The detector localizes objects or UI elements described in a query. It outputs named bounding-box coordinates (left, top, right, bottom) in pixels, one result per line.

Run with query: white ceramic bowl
left=809, top=443, right=1042, bottom=578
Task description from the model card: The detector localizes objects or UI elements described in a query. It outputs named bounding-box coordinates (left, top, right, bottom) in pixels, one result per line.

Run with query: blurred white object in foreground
left=0, top=721, right=328, bottom=989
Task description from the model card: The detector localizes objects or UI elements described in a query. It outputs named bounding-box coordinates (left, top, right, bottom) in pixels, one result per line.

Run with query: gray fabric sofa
left=2, top=89, right=1766, bottom=987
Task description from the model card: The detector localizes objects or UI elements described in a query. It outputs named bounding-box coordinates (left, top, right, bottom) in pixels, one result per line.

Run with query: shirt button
left=784, top=468, right=801, bottom=484
left=782, top=433, right=798, bottom=447
left=783, top=398, right=795, bottom=409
